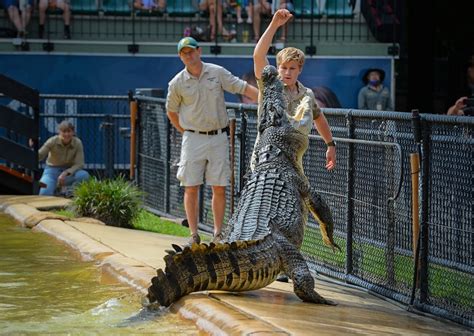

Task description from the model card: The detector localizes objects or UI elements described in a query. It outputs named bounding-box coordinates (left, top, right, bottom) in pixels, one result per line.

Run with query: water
left=0, top=214, right=198, bottom=335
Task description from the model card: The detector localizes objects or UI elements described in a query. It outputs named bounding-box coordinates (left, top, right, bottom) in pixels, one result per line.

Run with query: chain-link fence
left=136, top=95, right=473, bottom=328
left=38, top=94, right=130, bottom=178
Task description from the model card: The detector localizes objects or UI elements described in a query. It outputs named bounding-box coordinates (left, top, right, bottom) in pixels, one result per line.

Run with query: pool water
left=0, top=214, right=198, bottom=335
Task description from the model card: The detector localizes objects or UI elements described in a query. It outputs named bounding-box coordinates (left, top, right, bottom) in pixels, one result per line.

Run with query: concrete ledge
left=0, top=195, right=71, bottom=211
left=173, top=295, right=288, bottom=335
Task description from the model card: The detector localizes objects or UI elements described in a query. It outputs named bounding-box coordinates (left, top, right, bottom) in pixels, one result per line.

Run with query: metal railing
left=135, top=95, right=473, bottom=328
left=38, top=94, right=130, bottom=178
left=0, top=0, right=400, bottom=47
left=4, top=90, right=470, bottom=327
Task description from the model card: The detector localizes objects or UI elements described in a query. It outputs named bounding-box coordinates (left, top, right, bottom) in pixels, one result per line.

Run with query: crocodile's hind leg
left=306, top=189, right=341, bottom=252
left=275, top=233, right=336, bottom=305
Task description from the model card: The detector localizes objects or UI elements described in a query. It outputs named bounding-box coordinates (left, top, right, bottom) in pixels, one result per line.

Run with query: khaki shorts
left=177, top=131, right=230, bottom=187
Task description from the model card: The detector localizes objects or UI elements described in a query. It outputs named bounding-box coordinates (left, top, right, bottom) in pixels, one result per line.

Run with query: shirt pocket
left=181, top=85, right=197, bottom=105
left=203, top=79, right=221, bottom=93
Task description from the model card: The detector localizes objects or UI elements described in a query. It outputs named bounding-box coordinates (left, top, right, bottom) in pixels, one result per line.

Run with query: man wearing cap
left=357, top=68, right=393, bottom=111
left=167, top=36, right=258, bottom=246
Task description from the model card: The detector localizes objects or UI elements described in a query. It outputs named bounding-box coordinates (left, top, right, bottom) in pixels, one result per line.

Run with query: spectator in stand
left=275, top=0, right=294, bottom=43
left=4, top=0, right=33, bottom=38
left=229, top=0, right=253, bottom=24
left=199, top=0, right=229, bottom=41
left=312, top=86, right=342, bottom=108
left=447, top=56, right=474, bottom=116
left=447, top=97, right=472, bottom=116
left=133, top=0, right=166, bottom=12
left=253, top=0, right=293, bottom=43
left=357, top=68, right=393, bottom=111
left=36, top=120, right=90, bottom=196
left=38, top=0, right=71, bottom=39
left=252, top=0, right=271, bottom=42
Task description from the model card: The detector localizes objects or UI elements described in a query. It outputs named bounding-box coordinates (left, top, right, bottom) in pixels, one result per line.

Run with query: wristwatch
left=326, top=140, right=336, bottom=147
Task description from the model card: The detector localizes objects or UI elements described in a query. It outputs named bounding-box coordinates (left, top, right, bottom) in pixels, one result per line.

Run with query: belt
left=185, top=126, right=229, bottom=135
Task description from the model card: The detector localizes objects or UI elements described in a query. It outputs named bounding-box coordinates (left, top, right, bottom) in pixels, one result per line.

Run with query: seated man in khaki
left=37, top=120, right=90, bottom=195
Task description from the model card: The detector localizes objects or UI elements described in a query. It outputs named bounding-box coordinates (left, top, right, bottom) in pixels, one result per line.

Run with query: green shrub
left=72, top=176, right=143, bottom=228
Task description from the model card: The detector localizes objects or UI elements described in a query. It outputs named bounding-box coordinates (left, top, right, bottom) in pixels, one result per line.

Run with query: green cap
left=177, top=37, right=199, bottom=53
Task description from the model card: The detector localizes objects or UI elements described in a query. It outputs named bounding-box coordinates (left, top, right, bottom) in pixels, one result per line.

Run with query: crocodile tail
left=147, top=234, right=281, bottom=307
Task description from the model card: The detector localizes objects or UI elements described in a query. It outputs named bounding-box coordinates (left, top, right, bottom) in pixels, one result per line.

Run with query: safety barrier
left=135, top=95, right=473, bottom=328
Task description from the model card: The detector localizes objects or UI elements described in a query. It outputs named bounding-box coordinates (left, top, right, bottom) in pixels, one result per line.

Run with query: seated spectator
left=133, top=0, right=166, bottom=12
left=447, top=96, right=473, bottom=116
left=253, top=0, right=293, bottom=43
left=229, top=0, right=253, bottom=24
left=4, top=0, right=33, bottom=38
left=444, top=56, right=474, bottom=116
left=312, top=86, right=342, bottom=108
left=38, top=0, right=71, bottom=39
left=275, top=0, right=294, bottom=42
left=357, top=68, right=393, bottom=111
left=200, top=0, right=229, bottom=41
left=252, top=0, right=271, bottom=42
left=36, top=120, right=90, bottom=196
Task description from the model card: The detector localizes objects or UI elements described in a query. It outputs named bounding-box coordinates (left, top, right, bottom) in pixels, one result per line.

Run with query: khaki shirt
left=38, top=135, right=85, bottom=175
left=257, top=78, right=321, bottom=136
left=251, top=78, right=321, bottom=171
left=166, top=62, right=248, bottom=132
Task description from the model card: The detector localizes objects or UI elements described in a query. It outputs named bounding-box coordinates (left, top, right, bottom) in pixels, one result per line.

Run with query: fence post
left=385, top=127, right=396, bottom=286
left=129, top=92, right=138, bottom=180
left=102, top=114, right=115, bottom=178
left=345, top=112, right=355, bottom=276
left=229, top=116, right=236, bottom=215
left=410, top=152, right=420, bottom=289
left=419, top=119, right=431, bottom=303
left=239, top=108, right=248, bottom=193
left=165, top=116, right=171, bottom=213
left=409, top=108, right=423, bottom=305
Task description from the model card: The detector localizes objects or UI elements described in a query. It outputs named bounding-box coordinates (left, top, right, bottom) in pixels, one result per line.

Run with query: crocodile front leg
left=305, top=188, right=341, bottom=253
left=274, top=233, right=336, bottom=305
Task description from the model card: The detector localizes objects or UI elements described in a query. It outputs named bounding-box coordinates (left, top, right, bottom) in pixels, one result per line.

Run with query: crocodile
left=147, top=65, right=341, bottom=307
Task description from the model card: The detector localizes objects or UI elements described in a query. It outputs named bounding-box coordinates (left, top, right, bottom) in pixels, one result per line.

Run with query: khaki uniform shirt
left=257, top=78, right=321, bottom=136
left=251, top=78, right=322, bottom=171
left=166, top=62, right=248, bottom=132
left=38, top=135, right=85, bottom=175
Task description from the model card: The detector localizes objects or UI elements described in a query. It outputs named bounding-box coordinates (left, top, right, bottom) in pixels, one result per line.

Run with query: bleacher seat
left=135, top=10, right=165, bottom=17
left=102, top=0, right=132, bottom=15
left=325, top=0, right=354, bottom=18
left=292, top=0, right=323, bottom=19
left=71, top=0, right=100, bottom=15
left=167, top=0, right=198, bottom=17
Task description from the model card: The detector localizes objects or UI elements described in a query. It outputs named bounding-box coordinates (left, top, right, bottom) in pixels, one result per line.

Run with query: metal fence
left=7, top=91, right=470, bottom=327
left=135, top=95, right=473, bottom=328
left=0, top=0, right=400, bottom=46
left=38, top=94, right=130, bottom=178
